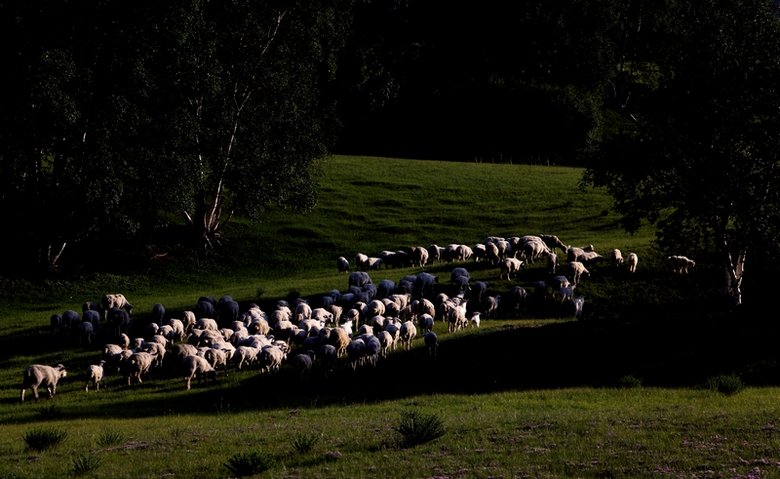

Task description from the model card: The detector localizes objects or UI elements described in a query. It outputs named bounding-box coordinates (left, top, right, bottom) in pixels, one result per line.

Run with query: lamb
left=668, top=255, right=695, bottom=274
left=609, top=249, right=624, bottom=267
left=85, top=360, right=106, bottom=392
left=337, top=256, right=350, bottom=273
left=424, top=331, right=439, bottom=357
left=559, top=284, right=576, bottom=304
left=470, top=311, right=481, bottom=328
left=20, top=364, right=67, bottom=403
left=566, top=261, right=591, bottom=284
left=628, top=252, right=639, bottom=274
left=101, top=293, right=134, bottom=321
left=499, top=258, right=525, bottom=280
left=182, top=354, right=217, bottom=390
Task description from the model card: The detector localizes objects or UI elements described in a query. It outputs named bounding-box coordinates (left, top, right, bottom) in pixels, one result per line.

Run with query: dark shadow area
left=5, top=305, right=776, bottom=424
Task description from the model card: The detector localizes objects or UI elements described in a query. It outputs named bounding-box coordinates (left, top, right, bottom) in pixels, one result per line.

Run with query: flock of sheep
left=21, top=235, right=696, bottom=403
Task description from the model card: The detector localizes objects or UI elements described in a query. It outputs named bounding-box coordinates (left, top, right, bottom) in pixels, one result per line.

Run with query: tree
left=0, top=0, right=353, bottom=274
left=583, top=0, right=780, bottom=307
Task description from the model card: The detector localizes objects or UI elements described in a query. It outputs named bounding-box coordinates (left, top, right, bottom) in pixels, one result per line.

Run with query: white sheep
left=576, top=251, right=605, bottom=268
left=182, top=354, right=217, bottom=390
left=101, top=293, right=134, bottom=321
left=566, top=261, right=591, bottom=284
left=124, top=352, right=155, bottom=385
left=411, top=246, right=429, bottom=267
left=85, top=361, right=106, bottom=392
left=427, top=244, right=443, bottom=264
left=628, top=252, right=639, bottom=274
left=548, top=252, right=558, bottom=275
left=399, top=321, right=417, bottom=349
left=417, top=313, right=434, bottom=333
left=484, top=295, right=500, bottom=319
left=610, top=249, right=623, bottom=267
left=258, top=345, right=285, bottom=374
left=354, top=253, right=369, bottom=271
left=337, top=256, right=350, bottom=273
left=20, top=364, right=67, bottom=403
left=668, top=255, right=695, bottom=274
left=499, top=258, right=525, bottom=280
left=470, top=311, right=481, bottom=328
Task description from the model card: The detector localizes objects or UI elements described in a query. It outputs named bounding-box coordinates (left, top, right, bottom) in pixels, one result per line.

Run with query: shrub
left=290, top=431, right=320, bottom=455
left=23, top=427, right=68, bottom=451
left=617, top=375, right=643, bottom=388
left=706, top=374, right=745, bottom=395
left=224, top=451, right=275, bottom=477
left=72, top=454, right=101, bottom=475
left=97, top=429, right=125, bottom=447
left=394, top=409, right=446, bottom=448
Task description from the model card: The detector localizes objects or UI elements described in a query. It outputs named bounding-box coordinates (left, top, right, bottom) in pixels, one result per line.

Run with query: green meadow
left=0, top=155, right=777, bottom=479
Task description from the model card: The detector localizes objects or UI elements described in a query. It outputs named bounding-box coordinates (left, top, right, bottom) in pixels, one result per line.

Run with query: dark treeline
left=1, top=0, right=779, bottom=286
left=332, top=0, right=669, bottom=164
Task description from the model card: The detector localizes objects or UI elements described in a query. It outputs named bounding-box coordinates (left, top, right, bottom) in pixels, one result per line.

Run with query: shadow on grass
left=5, top=304, right=778, bottom=424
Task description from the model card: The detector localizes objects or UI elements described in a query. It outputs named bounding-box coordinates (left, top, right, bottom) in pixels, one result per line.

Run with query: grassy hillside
left=0, top=155, right=776, bottom=479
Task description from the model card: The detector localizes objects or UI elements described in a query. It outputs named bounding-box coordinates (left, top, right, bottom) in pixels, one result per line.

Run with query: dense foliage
left=0, top=0, right=351, bottom=274
left=583, top=0, right=780, bottom=306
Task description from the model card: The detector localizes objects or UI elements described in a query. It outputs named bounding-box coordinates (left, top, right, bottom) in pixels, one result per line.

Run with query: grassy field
left=0, top=155, right=777, bottom=479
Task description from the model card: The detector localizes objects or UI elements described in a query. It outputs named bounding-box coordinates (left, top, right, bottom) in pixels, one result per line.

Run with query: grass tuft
left=71, top=454, right=101, bottom=475
left=290, top=431, right=320, bottom=454
left=394, top=409, right=446, bottom=448
left=97, top=429, right=125, bottom=447
left=224, top=451, right=276, bottom=477
left=23, top=427, right=68, bottom=451
left=705, top=374, right=745, bottom=395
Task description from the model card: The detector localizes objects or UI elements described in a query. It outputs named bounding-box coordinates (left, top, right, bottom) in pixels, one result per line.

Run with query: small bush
left=617, top=375, right=643, bottom=388
left=290, top=431, right=320, bottom=455
left=394, top=409, right=446, bottom=448
left=38, top=404, right=64, bottom=420
left=706, top=374, right=745, bottom=395
left=224, top=451, right=275, bottom=477
left=23, top=427, right=68, bottom=451
left=97, top=429, right=125, bottom=447
left=72, top=454, right=101, bottom=475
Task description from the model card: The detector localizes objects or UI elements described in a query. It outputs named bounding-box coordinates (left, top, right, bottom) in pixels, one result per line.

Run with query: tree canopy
left=583, top=0, right=780, bottom=306
left=0, top=0, right=352, bottom=274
